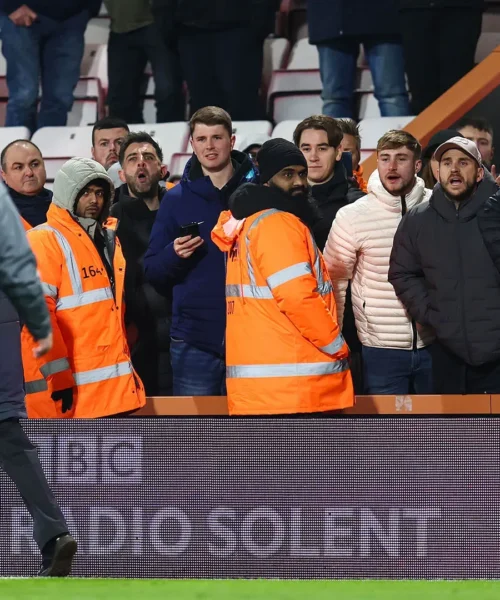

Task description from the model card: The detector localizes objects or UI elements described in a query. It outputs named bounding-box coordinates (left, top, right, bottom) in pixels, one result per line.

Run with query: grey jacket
left=0, top=182, right=50, bottom=340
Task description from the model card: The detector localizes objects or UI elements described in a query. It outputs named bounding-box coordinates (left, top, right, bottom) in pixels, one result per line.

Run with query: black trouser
left=431, top=342, right=500, bottom=394
left=399, top=8, right=482, bottom=114
left=0, top=419, right=68, bottom=552
left=107, top=24, right=185, bottom=123
left=178, top=26, right=265, bottom=119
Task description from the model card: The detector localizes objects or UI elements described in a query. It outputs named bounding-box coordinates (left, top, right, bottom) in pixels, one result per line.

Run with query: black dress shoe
left=38, top=534, right=77, bottom=577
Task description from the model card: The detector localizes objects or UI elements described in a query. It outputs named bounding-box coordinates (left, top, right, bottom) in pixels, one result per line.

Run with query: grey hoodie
left=52, top=157, right=115, bottom=239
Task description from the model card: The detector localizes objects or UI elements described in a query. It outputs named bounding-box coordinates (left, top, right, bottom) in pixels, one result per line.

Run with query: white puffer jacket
left=323, top=171, right=434, bottom=350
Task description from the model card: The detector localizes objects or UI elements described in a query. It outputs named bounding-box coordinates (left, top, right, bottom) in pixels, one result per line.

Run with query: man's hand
left=173, top=235, right=203, bottom=259
left=33, top=332, right=53, bottom=358
left=491, top=164, right=500, bottom=186
left=9, top=4, right=37, bottom=26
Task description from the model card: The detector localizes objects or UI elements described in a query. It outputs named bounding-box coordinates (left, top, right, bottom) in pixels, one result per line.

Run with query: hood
left=367, top=170, right=430, bottom=212
left=52, top=157, right=115, bottom=222
left=212, top=210, right=246, bottom=252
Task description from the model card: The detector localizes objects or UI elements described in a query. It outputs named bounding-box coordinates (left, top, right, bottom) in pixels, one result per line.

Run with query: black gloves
left=51, top=388, right=74, bottom=414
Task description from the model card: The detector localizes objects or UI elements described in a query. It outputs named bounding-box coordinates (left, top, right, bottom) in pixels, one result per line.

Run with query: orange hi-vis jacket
left=212, top=190, right=354, bottom=415
left=21, top=158, right=146, bottom=418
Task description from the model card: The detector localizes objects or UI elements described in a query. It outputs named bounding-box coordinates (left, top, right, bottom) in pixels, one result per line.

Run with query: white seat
left=0, top=44, right=6, bottom=77
left=0, top=102, right=6, bottom=127
left=80, top=44, right=108, bottom=88
left=356, top=68, right=374, bottom=92
left=99, top=3, right=108, bottom=16
left=267, top=70, right=322, bottom=119
left=129, top=122, right=190, bottom=167
left=232, top=121, right=273, bottom=152
left=31, top=126, right=94, bottom=157
left=0, top=126, right=31, bottom=149
left=357, top=92, right=381, bottom=120
left=263, top=37, right=290, bottom=90
left=84, top=17, right=111, bottom=45
left=358, top=116, right=416, bottom=150
left=170, top=153, right=192, bottom=177
left=271, top=120, right=301, bottom=143
left=360, top=149, right=373, bottom=164
left=273, top=93, right=323, bottom=124
left=66, top=100, right=100, bottom=127
left=286, top=39, right=319, bottom=69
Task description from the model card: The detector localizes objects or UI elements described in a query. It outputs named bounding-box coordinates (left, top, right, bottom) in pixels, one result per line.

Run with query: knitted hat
left=258, top=138, right=307, bottom=184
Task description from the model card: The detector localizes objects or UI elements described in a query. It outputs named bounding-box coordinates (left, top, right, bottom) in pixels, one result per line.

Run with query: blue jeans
left=0, top=10, right=87, bottom=132
left=317, top=37, right=410, bottom=118
left=362, top=346, right=433, bottom=395
left=170, top=339, right=226, bottom=396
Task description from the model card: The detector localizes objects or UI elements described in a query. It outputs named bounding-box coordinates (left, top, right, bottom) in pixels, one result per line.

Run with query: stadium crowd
left=0, top=0, right=497, bottom=419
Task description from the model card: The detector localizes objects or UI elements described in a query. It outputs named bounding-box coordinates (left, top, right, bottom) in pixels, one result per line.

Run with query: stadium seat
left=286, top=39, right=319, bottom=69
left=0, top=47, right=6, bottom=78
left=267, top=70, right=322, bottom=120
left=31, top=126, right=93, bottom=180
left=357, top=68, right=374, bottom=92
left=357, top=93, right=381, bottom=120
left=273, top=93, right=323, bottom=124
left=170, top=153, right=192, bottom=177
left=232, top=121, right=273, bottom=151
left=84, top=17, right=111, bottom=45
left=271, top=120, right=301, bottom=142
left=129, top=122, right=190, bottom=167
left=0, top=126, right=30, bottom=149
left=360, top=150, right=373, bottom=164
left=358, top=116, right=416, bottom=150
left=262, top=37, right=291, bottom=92
left=80, top=44, right=108, bottom=89
left=66, top=100, right=100, bottom=127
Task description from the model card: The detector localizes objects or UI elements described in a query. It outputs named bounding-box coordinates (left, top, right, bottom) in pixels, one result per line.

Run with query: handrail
left=361, top=45, right=500, bottom=179
left=132, top=395, right=496, bottom=416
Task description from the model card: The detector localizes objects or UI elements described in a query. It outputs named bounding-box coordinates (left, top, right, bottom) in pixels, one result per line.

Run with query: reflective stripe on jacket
left=21, top=202, right=146, bottom=418
left=212, top=207, right=354, bottom=415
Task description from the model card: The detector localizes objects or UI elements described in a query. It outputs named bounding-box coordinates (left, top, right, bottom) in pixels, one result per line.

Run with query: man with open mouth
left=390, top=137, right=500, bottom=394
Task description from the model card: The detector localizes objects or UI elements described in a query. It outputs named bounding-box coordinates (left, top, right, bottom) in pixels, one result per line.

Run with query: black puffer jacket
left=110, top=187, right=172, bottom=395
left=389, top=177, right=500, bottom=366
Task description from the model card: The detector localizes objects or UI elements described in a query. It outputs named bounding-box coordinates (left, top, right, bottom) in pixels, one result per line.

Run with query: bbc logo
left=31, top=435, right=143, bottom=485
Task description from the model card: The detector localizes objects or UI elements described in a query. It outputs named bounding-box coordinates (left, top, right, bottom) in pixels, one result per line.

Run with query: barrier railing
left=132, top=395, right=497, bottom=416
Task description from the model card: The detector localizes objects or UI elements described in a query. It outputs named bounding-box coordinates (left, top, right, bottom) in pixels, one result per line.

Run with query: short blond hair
left=377, top=130, right=422, bottom=160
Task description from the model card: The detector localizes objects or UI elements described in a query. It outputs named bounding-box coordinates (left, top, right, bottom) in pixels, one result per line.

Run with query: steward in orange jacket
left=212, top=138, right=354, bottom=415
left=21, top=157, right=146, bottom=418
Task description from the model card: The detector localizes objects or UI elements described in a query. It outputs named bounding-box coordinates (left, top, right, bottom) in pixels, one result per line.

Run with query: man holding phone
left=144, top=106, right=257, bottom=396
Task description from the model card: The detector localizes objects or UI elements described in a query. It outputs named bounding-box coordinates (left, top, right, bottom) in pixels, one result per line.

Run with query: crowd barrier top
left=132, top=395, right=500, bottom=416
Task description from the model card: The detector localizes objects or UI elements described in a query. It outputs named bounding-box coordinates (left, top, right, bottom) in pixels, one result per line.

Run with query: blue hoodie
left=144, top=150, right=257, bottom=356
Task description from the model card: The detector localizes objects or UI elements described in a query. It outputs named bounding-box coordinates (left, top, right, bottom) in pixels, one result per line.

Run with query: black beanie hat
left=258, top=138, right=308, bottom=184
left=423, top=129, right=464, bottom=159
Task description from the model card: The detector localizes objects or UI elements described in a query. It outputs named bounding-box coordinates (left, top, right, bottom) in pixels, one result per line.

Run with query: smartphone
left=179, top=222, right=202, bottom=237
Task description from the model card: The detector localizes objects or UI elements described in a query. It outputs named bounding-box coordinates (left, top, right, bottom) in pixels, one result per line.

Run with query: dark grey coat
left=0, top=182, right=51, bottom=420
left=389, top=177, right=500, bottom=366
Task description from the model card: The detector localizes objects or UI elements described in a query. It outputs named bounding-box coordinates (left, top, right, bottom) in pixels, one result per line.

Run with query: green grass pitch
left=2, top=579, right=500, bottom=599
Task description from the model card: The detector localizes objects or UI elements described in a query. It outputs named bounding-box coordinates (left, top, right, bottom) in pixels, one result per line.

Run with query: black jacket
left=310, top=165, right=364, bottom=353
left=310, top=165, right=365, bottom=251
left=389, top=177, right=500, bottom=366
left=110, top=186, right=172, bottom=394
left=399, top=0, right=483, bottom=9
left=307, top=0, right=401, bottom=44
left=151, top=0, right=280, bottom=36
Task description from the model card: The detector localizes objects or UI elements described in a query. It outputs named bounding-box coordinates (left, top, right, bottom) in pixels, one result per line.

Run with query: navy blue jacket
left=144, top=151, right=257, bottom=356
left=307, top=0, right=401, bottom=44
left=0, top=1, right=101, bottom=21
